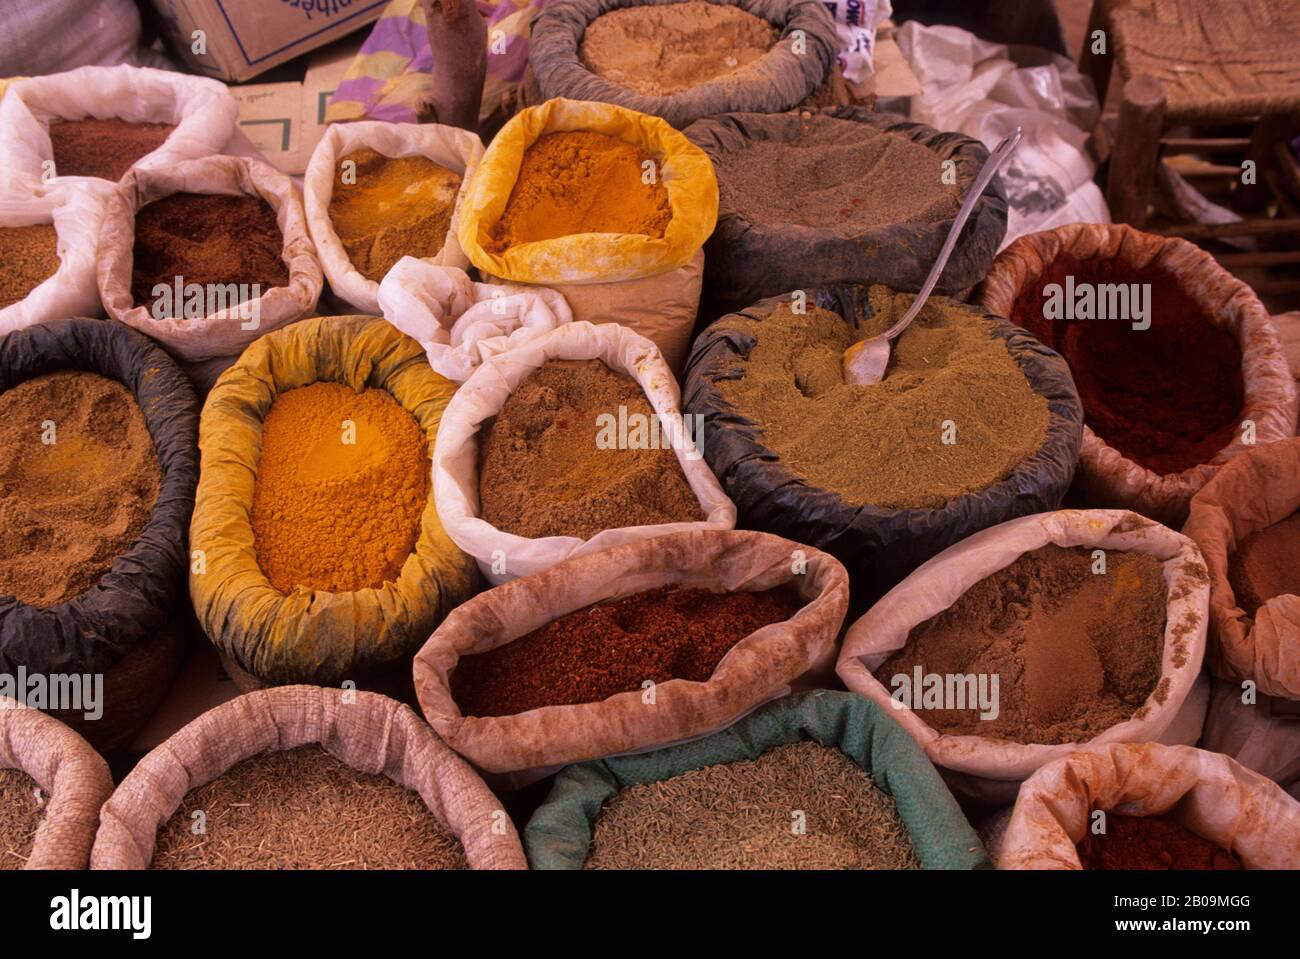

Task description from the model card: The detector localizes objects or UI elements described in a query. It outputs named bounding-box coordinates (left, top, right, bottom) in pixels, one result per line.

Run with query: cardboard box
left=149, top=0, right=386, bottom=82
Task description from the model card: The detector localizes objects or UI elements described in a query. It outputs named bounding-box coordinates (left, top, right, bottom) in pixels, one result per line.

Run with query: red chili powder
left=1076, top=812, right=1243, bottom=870
left=450, top=585, right=804, bottom=717
left=1011, top=254, right=1243, bottom=475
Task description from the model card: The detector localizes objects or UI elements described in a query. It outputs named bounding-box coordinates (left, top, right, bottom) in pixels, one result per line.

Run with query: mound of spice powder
left=0, top=769, right=44, bottom=870
left=1076, top=812, right=1242, bottom=870
left=579, top=2, right=778, bottom=96
left=251, top=382, right=429, bottom=594
left=152, top=746, right=468, bottom=870
left=131, top=192, right=289, bottom=316
left=877, top=545, right=1169, bottom=744
left=719, top=288, right=1049, bottom=508
left=48, top=117, right=175, bottom=181
left=1229, top=510, right=1300, bottom=616
left=0, top=371, right=161, bottom=607
left=584, top=742, right=921, bottom=870
left=0, top=224, right=60, bottom=307
left=328, top=147, right=463, bottom=282
left=715, top=115, right=960, bottom=234
left=478, top=359, right=704, bottom=539
left=486, top=131, right=671, bottom=253
left=1011, top=254, right=1243, bottom=475
left=451, top=584, right=802, bottom=716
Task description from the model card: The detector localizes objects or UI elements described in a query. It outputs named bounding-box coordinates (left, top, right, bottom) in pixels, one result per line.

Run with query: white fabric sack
left=0, top=65, right=237, bottom=195
left=896, top=21, right=1108, bottom=247
left=0, top=184, right=106, bottom=334
left=997, top=742, right=1300, bottom=869
left=97, top=155, right=323, bottom=362
left=837, top=508, right=1210, bottom=803
left=378, top=257, right=572, bottom=383
left=304, top=121, right=485, bottom=315
left=435, top=321, right=738, bottom=584
left=1201, top=677, right=1300, bottom=795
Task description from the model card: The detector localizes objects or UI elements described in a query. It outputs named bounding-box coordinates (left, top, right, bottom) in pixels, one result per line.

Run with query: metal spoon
left=843, top=126, right=1023, bottom=386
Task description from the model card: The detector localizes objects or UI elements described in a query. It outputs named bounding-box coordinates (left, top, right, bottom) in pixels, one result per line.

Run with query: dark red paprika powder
left=1075, top=812, right=1243, bottom=870
left=1011, top=254, right=1243, bottom=475
left=450, top=585, right=803, bottom=717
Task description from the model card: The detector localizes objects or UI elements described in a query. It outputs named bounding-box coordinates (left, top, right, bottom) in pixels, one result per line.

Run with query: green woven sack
left=524, top=689, right=989, bottom=869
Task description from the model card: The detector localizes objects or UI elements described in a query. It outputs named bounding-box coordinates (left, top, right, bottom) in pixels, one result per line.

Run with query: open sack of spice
left=0, top=696, right=114, bottom=870
left=304, top=120, right=484, bottom=315
left=837, top=509, right=1211, bottom=805
left=435, top=320, right=736, bottom=584
left=1183, top=438, right=1300, bottom=701
left=97, top=154, right=324, bottom=363
left=456, top=98, right=717, bottom=374
left=683, top=284, right=1082, bottom=604
left=990, top=743, right=1300, bottom=870
left=376, top=257, right=572, bottom=383
left=0, top=319, right=199, bottom=753
left=0, top=185, right=104, bottom=335
left=92, top=686, right=526, bottom=870
left=524, top=690, right=987, bottom=870
left=682, top=107, right=1008, bottom=309
left=413, top=529, right=849, bottom=782
left=982, top=222, right=1298, bottom=528
left=0, top=65, right=237, bottom=193
left=527, top=0, right=840, bottom=130
left=190, top=316, right=478, bottom=689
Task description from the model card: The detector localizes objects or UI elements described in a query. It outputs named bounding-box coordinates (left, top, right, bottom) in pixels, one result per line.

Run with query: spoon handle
left=880, top=126, right=1023, bottom=343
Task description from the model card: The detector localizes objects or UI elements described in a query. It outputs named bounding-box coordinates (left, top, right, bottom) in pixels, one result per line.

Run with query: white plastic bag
left=304, top=121, right=485, bottom=315
left=0, top=65, right=237, bottom=195
left=1200, top=678, right=1300, bottom=795
left=377, top=257, right=572, bottom=383
left=829, top=0, right=892, bottom=85
left=97, top=155, right=324, bottom=362
left=435, top=321, right=737, bottom=584
left=997, top=742, right=1300, bottom=869
left=896, top=21, right=1107, bottom=247
left=837, top=509, right=1210, bottom=803
left=0, top=184, right=105, bottom=333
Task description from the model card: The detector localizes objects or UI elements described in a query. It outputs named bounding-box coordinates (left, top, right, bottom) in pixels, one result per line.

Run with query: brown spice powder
left=579, top=2, right=777, bottom=96
left=0, top=371, right=161, bottom=607
left=584, top=742, right=921, bottom=870
left=719, top=288, right=1049, bottom=508
left=0, top=768, right=43, bottom=870
left=329, top=148, right=462, bottom=282
left=0, top=224, right=60, bottom=308
left=1228, top=510, right=1300, bottom=616
left=715, top=115, right=961, bottom=233
left=152, top=746, right=468, bottom=870
left=877, top=545, right=1168, bottom=744
left=478, top=359, right=704, bottom=539
left=1076, top=812, right=1242, bottom=870
left=48, top=118, right=174, bottom=181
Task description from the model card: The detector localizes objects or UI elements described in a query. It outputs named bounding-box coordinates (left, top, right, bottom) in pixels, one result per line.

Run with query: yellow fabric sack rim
left=189, top=315, right=478, bottom=686
left=457, top=97, right=719, bottom=285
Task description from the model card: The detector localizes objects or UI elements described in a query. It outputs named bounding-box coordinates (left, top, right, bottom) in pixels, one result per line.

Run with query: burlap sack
left=1183, top=438, right=1300, bottom=700
left=304, top=120, right=485, bottom=315
left=980, top=223, right=1298, bottom=527
left=90, top=686, right=526, bottom=869
left=413, top=529, right=850, bottom=777
left=435, top=321, right=737, bottom=585
left=837, top=509, right=1210, bottom=804
left=0, top=696, right=113, bottom=869
left=97, top=155, right=324, bottom=362
left=996, top=742, right=1300, bottom=869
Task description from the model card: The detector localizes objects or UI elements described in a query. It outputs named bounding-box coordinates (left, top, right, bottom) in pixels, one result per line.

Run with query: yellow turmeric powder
left=251, top=381, right=429, bottom=593
left=487, top=131, right=671, bottom=253
left=329, top=148, right=462, bottom=282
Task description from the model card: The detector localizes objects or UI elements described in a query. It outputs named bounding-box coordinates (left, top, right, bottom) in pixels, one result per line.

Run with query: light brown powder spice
left=152, top=746, right=468, bottom=870
left=478, top=359, right=704, bottom=539
left=0, top=768, right=44, bottom=870
left=719, top=287, right=1049, bottom=509
left=584, top=741, right=921, bottom=870
left=0, top=224, right=60, bottom=308
left=877, top=545, right=1168, bottom=744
